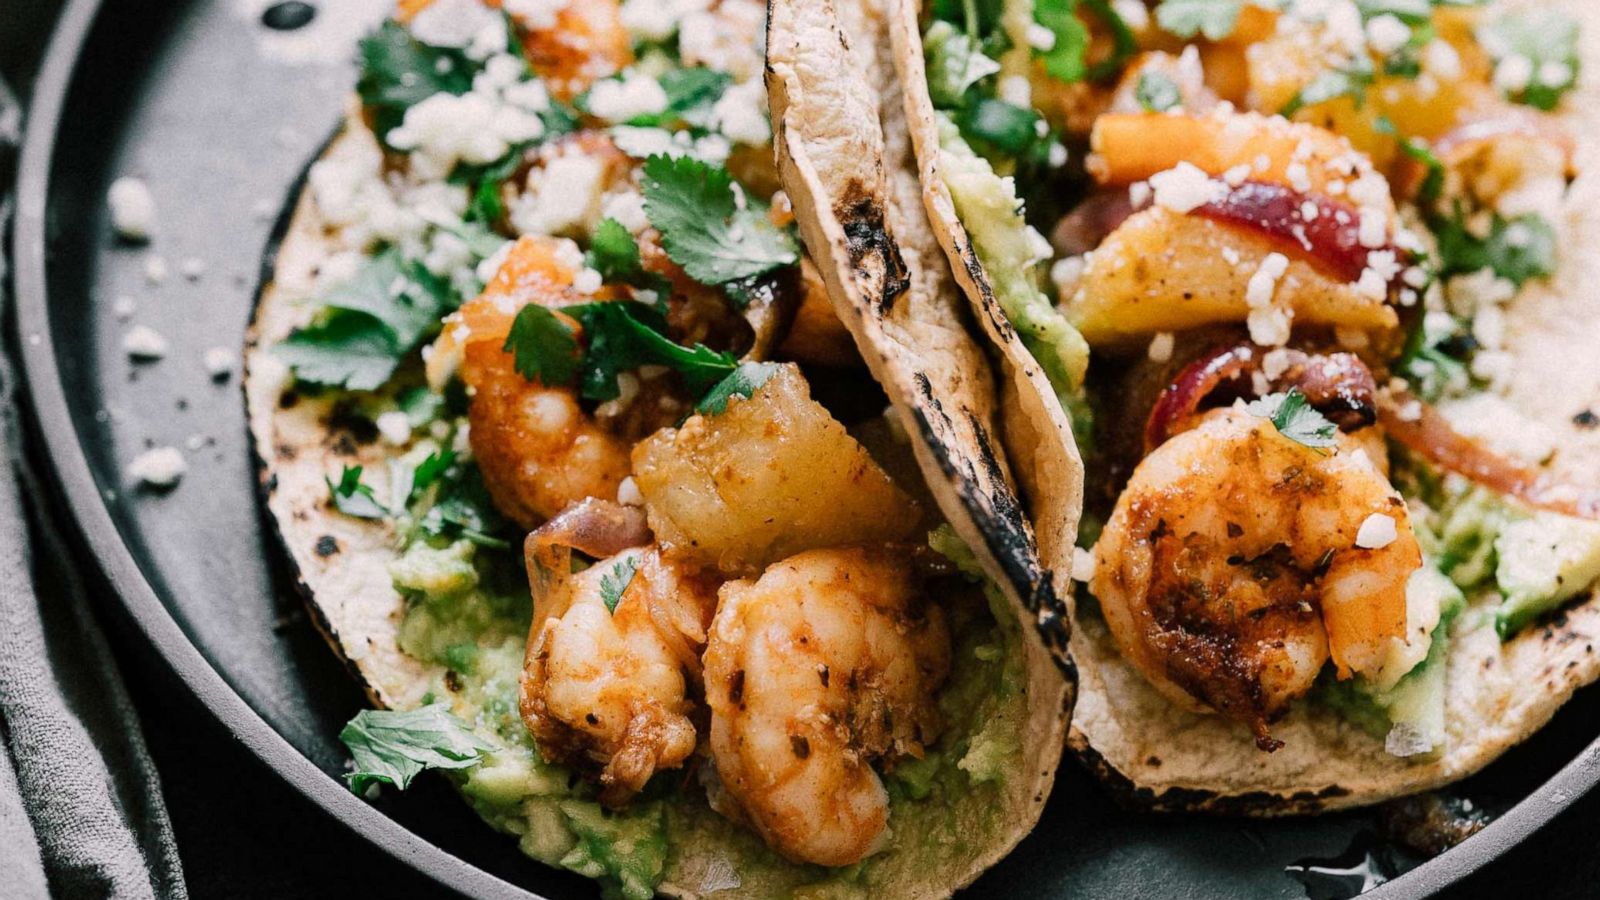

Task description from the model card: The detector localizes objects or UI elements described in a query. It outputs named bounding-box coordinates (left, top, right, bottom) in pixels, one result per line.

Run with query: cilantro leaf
left=639, top=154, right=798, bottom=285
left=1432, top=212, right=1557, bottom=287
left=1397, top=311, right=1474, bottom=402
left=340, top=703, right=493, bottom=793
left=1083, top=0, right=1139, bottom=81
left=1478, top=11, right=1580, bottom=111
left=1136, top=70, right=1182, bottom=112
left=599, top=556, right=641, bottom=613
left=925, top=20, right=1003, bottom=107
left=1033, top=0, right=1091, bottom=84
left=585, top=218, right=671, bottom=293
left=959, top=97, right=1044, bottom=155
left=357, top=21, right=476, bottom=145
left=570, top=302, right=739, bottom=401
left=416, top=461, right=512, bottom=550
left=1374, top=116, right=1445, bottom=203
left=504, top=304, right=580, bottom=386
left=274, top=311, right=403, bottom=391
left=697, top=362, right=783, bottom=415
left=327, top=466, right=389, bottom=519
left=274, top=249, right=455, bottom=391
left=1155, top=0, right=1243, bottom=41
left=1247, top=389, right=1339, bottom=450
left=411, top=448, right=457, bottom=498
left=654, top=67, right=732, bottom=129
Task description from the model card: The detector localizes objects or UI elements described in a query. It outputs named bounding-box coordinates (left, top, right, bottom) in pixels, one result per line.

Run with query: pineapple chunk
left=632, top=365, right=917, bottom=572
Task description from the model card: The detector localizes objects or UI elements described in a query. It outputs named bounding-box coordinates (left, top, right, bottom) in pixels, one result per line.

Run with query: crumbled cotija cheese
left=128, top=447, right=186, bottom=488
left=1355, top=513, right=1398, bottom=550
left=1148, top=162, right=1224, bottom=213
left=108, top=177, right=156, bottom=241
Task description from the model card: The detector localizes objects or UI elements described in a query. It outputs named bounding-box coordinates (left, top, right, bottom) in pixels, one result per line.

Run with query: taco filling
left=895, top=0, right=1600, bottom=796
left=247, top=0, right=1065, bottom=895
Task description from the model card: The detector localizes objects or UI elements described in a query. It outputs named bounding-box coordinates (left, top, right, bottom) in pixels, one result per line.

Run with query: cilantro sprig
left=585, top=218, right=671, bottom=295
left=503, top=299, right=739, bottom=402
left=357, top=21, right=475, bottom=145
left=1478, top=11, right=1580, bottom=111
left=275, top=249, right=455, bottom=391
left=341, top=704, right=493, bottom=793
left=639, top=154, right=798, bottom=285
left=1247, top=389, right=1339, bottom=451
left=1136, top=71, right=1182, bottom=112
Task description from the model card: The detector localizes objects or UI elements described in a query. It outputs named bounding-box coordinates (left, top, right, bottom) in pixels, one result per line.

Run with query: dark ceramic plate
left=14, top=1, right=1600, bottom=897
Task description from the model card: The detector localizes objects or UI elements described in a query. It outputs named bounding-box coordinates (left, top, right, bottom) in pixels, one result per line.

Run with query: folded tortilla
left=244, top=2, right=1076, bottom=890
left=889, top=0, right=1600, bottom=812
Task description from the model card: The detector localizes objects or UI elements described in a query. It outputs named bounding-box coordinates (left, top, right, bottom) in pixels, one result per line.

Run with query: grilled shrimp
left=703, top=547, right=951, bottom=866
left=520, top=542, right=720, bottom=806
left=427, top=235, right=633, bottom=529
left=1091, top=408, right=1422, bottom=749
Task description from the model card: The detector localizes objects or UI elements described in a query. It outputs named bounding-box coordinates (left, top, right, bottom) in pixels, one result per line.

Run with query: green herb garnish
left=696, top=362, right=783, bottom=415
left=599, top=556, right=641, bottom=613
left=340, top=703, right=494, bottom=793
left=639, top=154, right=798, bottom=285
left=1247, top=388, right=1339, bottom=450
left=1136, top=70, right=1182, bottom=112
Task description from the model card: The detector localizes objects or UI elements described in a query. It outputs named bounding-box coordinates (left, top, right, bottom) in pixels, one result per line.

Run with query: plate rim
left=11, top=2, right=537, bottom=897
left=10, top=1, right=1599, bottom=899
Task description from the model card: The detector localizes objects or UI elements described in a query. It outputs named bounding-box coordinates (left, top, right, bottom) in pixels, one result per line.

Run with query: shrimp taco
left=890, top=0, right=1600, bottom=813
left=244, top=0, right=1074, bottom=896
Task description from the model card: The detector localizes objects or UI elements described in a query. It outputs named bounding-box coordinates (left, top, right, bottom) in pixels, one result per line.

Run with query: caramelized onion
left=525, top=497, right=652, bottom=561
left=1379, top=392, right=1600, bottom=520
left=1145, top=343, right=1377, bottom=453
left=1192, top=181, right=1407, bottom=287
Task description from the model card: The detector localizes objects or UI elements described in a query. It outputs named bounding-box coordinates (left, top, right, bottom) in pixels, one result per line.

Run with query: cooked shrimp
left=520, top=544, right=720, bottom=806
left=427, top=235, right=632, bottom=529
left=1091, top=408, right=1422, bottom=749
left=703, top=547, right=951, bottom=866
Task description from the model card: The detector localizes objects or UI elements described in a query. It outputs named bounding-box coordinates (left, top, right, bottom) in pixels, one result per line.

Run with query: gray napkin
left=0, top=73, right=187, bottom=900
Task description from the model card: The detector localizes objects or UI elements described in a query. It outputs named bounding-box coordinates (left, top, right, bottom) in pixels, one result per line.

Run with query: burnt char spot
left=278, top=391, right=299, bottom=409
left=729, top=669, right=745, bottom=706
left=326, top=402, right=380, bottom=445
left=314, top=535, right=339, bottom=557
left=1574, top=409, right=1598, bottom=429
left=952, top=236, right=1018, bottom=342
left=444, top=670, right=463, bottom=693
left=790, top=735, right=811, bottom=759
left=905, top=374, right=1075, bottom=674
left=818, top=664, right=830, bottom=688
left=836, top=194, right=910, bottom=315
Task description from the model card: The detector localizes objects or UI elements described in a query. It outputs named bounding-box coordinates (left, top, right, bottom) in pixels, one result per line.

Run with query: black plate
left=14, top=1, right=1600, bottom=897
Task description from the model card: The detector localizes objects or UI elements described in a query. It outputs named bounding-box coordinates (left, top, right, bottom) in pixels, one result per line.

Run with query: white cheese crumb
left=1365, top=14, right=1410, bottom=55
left=710, top=77, right=770, bottom=146
left=203, top=346, right=236, bottom=380
left=1538, top=60, right=1573, bottom=88
left=144, top=255, right=168, bottom=285
left=1050, top=255, right=1086, bottom=298
left=600, top=190, right=649, bottom=233
left=1111, top=0, right=1148, bottom=30
left=1128, top=180, right=1152, bottom=208
left=375, top=411, right=412, bottom=446
left=1493, top=55, right=1534, bottom=94
left=573, top=267, right=604, bottom=295
left=411, top=0, right=506, bottom=48
left=179, top=257, right=206, bottom=280
left=501, top=0, right=570, bottom=30
left=1148, top=162, right=1224, bottom=213
left=998, top=75, right=1032, bottom=107
left=112, top=295, right=136, bottom=321
left=1026, top=22, right=1056, bottom=50
left=1071, top=546, right=1097, bottom=583
left=617, top=476, right=644, bottom=507
left=1261, top=347, right=1293, bottom=380
left=620, top=0, right=703, bottom=42
left=1423, top=40, right=1462, bottom=80
left=586, top=73, right=669, bottom=123
left=108, top=177, right=156, bottom=241
left=1146, top=332, right=1175, bottom=363
left=1245, top=252, right=1290, bottom=308
left=1357, top=207, right=1388, bottom=249
left=1285, top=162, right=1311, bottom=193
left=511, top=155, right=606, bottom=237
left=1356, top=513, right=1398, bottom=550
left=123, top=325, right=169, bottom=361
left=1223, top=164, right=1251, bottom=187
left=128, top=447, right=186, bottom=488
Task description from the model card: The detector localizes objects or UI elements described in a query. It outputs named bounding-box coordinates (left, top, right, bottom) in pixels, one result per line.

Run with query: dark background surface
left=6, top=1, right=1600, bottom=898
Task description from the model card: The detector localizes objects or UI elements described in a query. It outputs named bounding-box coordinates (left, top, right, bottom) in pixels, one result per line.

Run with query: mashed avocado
left=1494, top=512, right=1600, bottom=637
left=387, top=522, right=1027, bottom=898
left=936, top=117, right=1093, bottom=439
